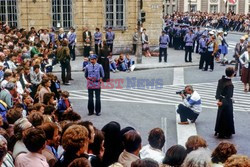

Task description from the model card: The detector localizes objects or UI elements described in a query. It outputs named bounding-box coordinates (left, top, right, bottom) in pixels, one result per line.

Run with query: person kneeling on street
left=176, top=85, right=202, bottom=125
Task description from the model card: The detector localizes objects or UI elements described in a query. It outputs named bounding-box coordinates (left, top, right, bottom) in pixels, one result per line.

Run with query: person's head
left=61, top=91, right=69, bottom=100
left=68, top=157, right=91, bottom=167
left=132, top=158, right=159, bottom=167
left=14, top=118, right=32, bottom=140
left=44, top=105, right=55, bottom=115
left=163, top=145, right=187, bottom=167
left=95, top=28, right=100, bottom=32
left=185, top=135, right=207, bottom=153
left=41, top=77, right=51, bottom=87
left=89, top=54, right=97, bottom=64
left=0, top=135, right=7, bottom=165
left=211, top=142, right=237, bottom=164
left=88, top=129, right=105, bottom=157
left=38, top=122, right=60, bottom=147
left=3, top=72, right=12, bottom=81
left=247, top=44, right=250, bottom=53
left=108, top=27, right=112, bottom=32
left=123, top=130, right=142, bottom=155
left=148, top=128, right=165, bottom=150
left=78, top=121, right=95, bottom=144
left=240, top=36, right=245, bottom=43
left=33, top=103, right=45, bottom=113
left=33, top=64, right=40, bottom=73
left=143, top=28, right=146, bottom=33
left=189, top=30, right=193, bottom=34
left=62, top=40, right=68, bottom=47
left=184, top=85, right=194, bottom=95
left=224, top=155, right=250, bottom=167
left=5, top=82, right=16, bottom=96
left=23, top=127, right=46, bottom=153
left=27, top=112, right=44, bottom=127
left=225, top=67, right=235, bottom=78
left=6, top=109, right=22, bottom=124
left=183, top=148, right=212, bottom=167
left=43, top=92, right=55, bottom=105
left=62, top=125, right=89, bottom=155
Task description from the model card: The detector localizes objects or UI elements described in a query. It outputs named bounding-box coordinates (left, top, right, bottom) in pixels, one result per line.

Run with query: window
left=210, top=5, right=218, bottom=13
left=228, top=5, right=236, bottom=13
left=172, top=5, right=176, bottom=12
left=52, top=0, right=72, bottom=29
left=0, top=0, right=18, bottom=27
left=106, top=0, right=125, bottom=29
left=189, top=4, right=197, bottom=12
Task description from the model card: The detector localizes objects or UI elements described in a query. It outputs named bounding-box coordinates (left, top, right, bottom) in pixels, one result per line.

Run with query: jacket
left=239, top=51, right=250, bottom=68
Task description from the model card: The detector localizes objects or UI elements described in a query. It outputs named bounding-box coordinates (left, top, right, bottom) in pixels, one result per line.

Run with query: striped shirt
left=183, top=91, right=202, bottom=114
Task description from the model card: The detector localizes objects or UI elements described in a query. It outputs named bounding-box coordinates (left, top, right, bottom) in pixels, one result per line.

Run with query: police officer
left=173, top=24, right=180, bottom=50
left=106, top=27, right=115, bottom=52
left=184, top=29, right=195, bottom=62
left=159, top=31, right=170, bottom=63
left=85, top=54, right=105, bottom=116
left=198, top=33, right=208, bottom=69
left=195, top=26, right=203, bottom=53
left=94, top=28, right=102, bottom=55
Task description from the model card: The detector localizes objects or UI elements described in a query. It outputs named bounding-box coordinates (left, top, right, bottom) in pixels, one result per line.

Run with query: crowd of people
left=164, top=11, right=250, bottom=33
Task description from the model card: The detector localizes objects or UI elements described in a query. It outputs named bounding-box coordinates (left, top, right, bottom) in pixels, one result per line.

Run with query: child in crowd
left=125, top=54, right=135, bottom=72
left=57, top=91, right=72, bottom=121
left=82, top=57, right=89, bottom=71
left=117, top=53, right=127, bottom=71
left=108, top=52, right=119, bottom=73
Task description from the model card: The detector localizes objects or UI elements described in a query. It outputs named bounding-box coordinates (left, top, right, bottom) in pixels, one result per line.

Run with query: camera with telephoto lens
left=176, top=90, right=186, bottom=96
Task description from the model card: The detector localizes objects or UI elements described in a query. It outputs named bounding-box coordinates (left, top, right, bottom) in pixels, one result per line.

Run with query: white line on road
left=173, top=67, right=197, bottom=147
left=161, top=117, right=167, bottom=153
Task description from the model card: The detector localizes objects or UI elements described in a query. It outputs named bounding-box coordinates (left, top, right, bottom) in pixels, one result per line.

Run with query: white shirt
left=140, top=144, right=165, bottom=164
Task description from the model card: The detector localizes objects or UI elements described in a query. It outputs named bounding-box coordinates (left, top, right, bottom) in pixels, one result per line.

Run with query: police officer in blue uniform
left=106, top=27, right=115, bottom=52
left=184, top=29, right=195, bottom=62
left=94, top=27, right=102, bottom=55
left=85, top=54, right=105, bottom=116
left=195, top=26, right=203, bottom=53
left=159, top=31, right=170, bottom=63
left=198, top=33, right=208, bottom=69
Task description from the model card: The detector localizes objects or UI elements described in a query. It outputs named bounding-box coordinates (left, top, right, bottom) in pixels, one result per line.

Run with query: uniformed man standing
left=159, top=31, right=170, bottom=63
left=184, top=30, right=195, bottom=62
left=195, top=26, right=202, bottom=53
left=94, top=28, right=102, bottom=55
left=198, top=33, right=208, bottom=69
left=85, top=54, right=105, bottom=116
left=106, top=27, right=115, bottom=52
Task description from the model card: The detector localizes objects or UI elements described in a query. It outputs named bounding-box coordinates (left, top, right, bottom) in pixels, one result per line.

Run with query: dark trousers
left=61, top=62, right=70, bottom=84
left=204, top=51, right=214, bottom=70
left=95, top=44, right=101, bottom=55
left=133, top=44, right=136, bottom=54
left=88, top=88, right=101, bottom=114
left=177, top=104, right=199, bottom=122
left=199, top=52, right=206, bottom=69
left=84, top=46, right=91, bottom=57
left=235, top=58, right=242, bottom=76
left=196, top=41, right=200, bottom=53
left=69, top=45, right=75, bottom=60
left=107, top=43, right=113, bottom=52
left=159, top=48, right=167, bottom=62
left=185, top=46, right=193, bottom=62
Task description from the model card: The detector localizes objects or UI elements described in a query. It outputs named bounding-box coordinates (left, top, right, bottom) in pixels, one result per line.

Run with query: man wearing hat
left=159, top=31, right=170, bottom=63
left=184, top=29, right=195, bottom=62
left=85, top=54, right=104, bottom=116
left=198, top=33, right=208, bottom=69
left=234, top=36, right=247, bottom=76
left=106, top=27, right=115, bottom=52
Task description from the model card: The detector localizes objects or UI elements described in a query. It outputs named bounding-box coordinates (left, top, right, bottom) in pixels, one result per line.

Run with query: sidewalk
left=53, top=48, right=200, bottom=72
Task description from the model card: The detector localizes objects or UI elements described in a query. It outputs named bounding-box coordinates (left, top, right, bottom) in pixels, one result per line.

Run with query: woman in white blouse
left=239, top=44, right=250, bottom=92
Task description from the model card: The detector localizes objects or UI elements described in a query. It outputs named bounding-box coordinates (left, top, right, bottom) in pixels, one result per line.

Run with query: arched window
left=0, top=0, right=18, bottom=27
left=106, top=0, right=125, bottom=29
left=52, top=0, right=72, bottom=29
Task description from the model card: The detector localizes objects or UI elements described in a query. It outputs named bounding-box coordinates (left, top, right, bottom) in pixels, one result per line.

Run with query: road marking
left=161, top=117, right=167, bottom=153
left=173, top=67, right=197, bottom=147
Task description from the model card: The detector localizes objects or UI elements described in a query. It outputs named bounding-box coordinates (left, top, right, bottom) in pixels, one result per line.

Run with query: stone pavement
left=52, top=48, right=200, bottom=72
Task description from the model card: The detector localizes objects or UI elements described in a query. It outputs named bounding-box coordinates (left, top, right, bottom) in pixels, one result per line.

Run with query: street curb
left=52, top=63, right=199, bottom=73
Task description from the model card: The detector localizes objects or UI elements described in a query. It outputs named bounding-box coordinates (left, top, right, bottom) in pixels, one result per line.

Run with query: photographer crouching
left=176, top=85, right=202, bottom=125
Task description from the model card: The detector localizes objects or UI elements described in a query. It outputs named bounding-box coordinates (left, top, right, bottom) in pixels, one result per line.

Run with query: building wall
left=17, top=0, right=163, bottom=54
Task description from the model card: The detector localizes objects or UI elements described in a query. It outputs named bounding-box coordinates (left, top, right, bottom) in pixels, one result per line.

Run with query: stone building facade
left=0, top=0, right=164, bottom=54
left=164, top=0, right=250, bottom=15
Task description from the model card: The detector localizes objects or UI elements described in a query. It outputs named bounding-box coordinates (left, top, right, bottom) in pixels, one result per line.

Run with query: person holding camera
left=176, top=85, right=202, bottom=125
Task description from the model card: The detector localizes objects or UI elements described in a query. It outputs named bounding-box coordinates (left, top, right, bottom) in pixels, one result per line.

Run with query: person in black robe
left=215, top=67, right=235, bottom=139
left=98, top=41, right=110, bottom=82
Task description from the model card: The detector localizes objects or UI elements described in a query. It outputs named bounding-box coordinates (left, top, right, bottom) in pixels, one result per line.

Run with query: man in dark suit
left=82, top=27, right=92, bottom=57
left=234, top=37, right=247, bottom=76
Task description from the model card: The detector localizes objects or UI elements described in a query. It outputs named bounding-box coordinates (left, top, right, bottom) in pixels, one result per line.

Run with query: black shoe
left=88, top=113, right=94, bottom=116
left=202, top=69, right=208, bottom=71
left=96, top=113, right=101, bottom=116
left=69, top=78, right=74, bottom=81
left=191, top=119, right=196, bottom=123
